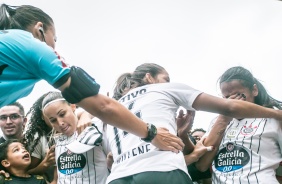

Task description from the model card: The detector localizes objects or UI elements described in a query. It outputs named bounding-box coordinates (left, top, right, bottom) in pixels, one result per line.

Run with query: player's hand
left=176, top=109, right=195, bottom=138
left=152, top=127, right=184, bottom=153
left=77, top=112, right=93, bottom=135
left=43, top=145, right=56, bottom=167
left=193, top=137, right=213, bottom=157
left=107, top=152, right=114, bottom=170
left=184, top=137, right=213, bottom=165
left=220, top=93, right=246, bottom=122
left=0, top=169, right=9, bottom=181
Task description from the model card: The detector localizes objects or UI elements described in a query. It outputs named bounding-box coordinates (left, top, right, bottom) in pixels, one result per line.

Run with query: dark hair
left=190, top=128, right=206, bottom=135
left=113, top=63, right=166, bottom=100
left=0, top=139, right=25, bottom=171
left=0, top=4, right=53, bottom=31
left=218, top=66, right=282, bottom=109
left=2, top=101, right=25, bottom=116
left=42, top=91, right=67, bottom=110
left=24, top=92, right=52, bottom=154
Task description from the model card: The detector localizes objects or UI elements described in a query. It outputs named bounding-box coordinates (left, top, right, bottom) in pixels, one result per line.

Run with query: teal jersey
left=0, top=29, right=70, bottom=107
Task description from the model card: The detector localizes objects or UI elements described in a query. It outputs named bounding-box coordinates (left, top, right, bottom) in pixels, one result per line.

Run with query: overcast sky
left=3, top=0, right=282, bottom=130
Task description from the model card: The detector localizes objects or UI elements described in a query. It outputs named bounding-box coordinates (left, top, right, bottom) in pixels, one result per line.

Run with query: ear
left=1, top=159, right=10, bottom=168
left=31, top=22, right=44, bottom=40
left=252, top=84, right=259, bottom=97
left=144, top=73, right=155, bottom=84
left=23, top=117, right=28, bottom=128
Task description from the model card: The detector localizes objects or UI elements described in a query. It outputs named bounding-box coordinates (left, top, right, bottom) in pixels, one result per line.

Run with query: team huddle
left=1, top=3, right=282, bottom=184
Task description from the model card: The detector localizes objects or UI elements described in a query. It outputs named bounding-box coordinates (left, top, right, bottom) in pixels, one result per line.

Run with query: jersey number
left=114, top=101, right=141, bottom=154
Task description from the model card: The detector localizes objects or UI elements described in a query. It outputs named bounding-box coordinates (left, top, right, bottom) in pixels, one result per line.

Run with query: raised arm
left=28, top=145, right=56, bottom=175
left=57, top=70, right=184, bottom=153
left=194, top=93, right=243, bottom=171
left=176, top=109, right=195, bottom=154
left=192, top=93, right=282, bottom=121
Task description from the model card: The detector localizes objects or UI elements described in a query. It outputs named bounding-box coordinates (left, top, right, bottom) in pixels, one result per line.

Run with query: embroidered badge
left=226, top=127, right=238, bottom=139
left=240, top=124, right=257, bottom=136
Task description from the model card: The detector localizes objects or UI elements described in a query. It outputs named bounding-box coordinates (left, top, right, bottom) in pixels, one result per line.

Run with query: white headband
left=42, top=98, right=66, bottom=111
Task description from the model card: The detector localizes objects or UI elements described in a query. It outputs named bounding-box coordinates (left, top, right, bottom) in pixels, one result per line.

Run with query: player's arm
left=55, top=66, right=184, bottom=153
left=28, top=145, right=56, bottom=175
left=176, top=110, right=196, bottom=154
left=192, top=93, right=282, bottom=120
left=195, top=116, right=229, bottom=171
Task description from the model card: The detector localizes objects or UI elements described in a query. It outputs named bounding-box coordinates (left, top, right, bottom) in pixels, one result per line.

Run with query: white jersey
left=55, top=121, right=109, bottom=184
left=106, top=82, right=202, bottom=183
left=207, top=117, right=282, bottom=184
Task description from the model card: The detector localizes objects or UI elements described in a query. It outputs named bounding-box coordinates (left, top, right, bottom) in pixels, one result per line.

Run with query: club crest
left=240, top=124, right=257, bottom=136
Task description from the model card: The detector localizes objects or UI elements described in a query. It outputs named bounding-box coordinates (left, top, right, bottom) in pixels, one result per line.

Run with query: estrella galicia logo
left=215, top=143, right=250, bottom=173
left=57, top=151, right=86, bottom=175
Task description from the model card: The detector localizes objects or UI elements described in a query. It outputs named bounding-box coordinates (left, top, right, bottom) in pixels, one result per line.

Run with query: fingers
left=4, top=172, right=9, bottom=178
left=230, top=93, right=246, bottom=101
left=107, top=152, right=113, bottom=159
left=77, top=121, right=91, bottom=135
left=166, top=146, right=180, bottom=154
left=177, top=109, right=184, bottom=119
left=186, top=110, right=195, bottom=117
left=152, top=127, right=184, bottom=153
left=206, top=146, right=214, bottom=152
left=0, top=170, right=10, bottom=178
left=162, top=137, right=184, bottom=152
left=197, top=138, right=214, bottom=152
left=48, top=145, right=56, bottom=153
left=159, top=127, right=169, bottom=131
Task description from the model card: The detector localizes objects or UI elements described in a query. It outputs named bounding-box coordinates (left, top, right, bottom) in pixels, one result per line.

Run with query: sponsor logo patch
left=215, top=143, right=250, bottom=173
left=58, top=151, right=86, bottom=175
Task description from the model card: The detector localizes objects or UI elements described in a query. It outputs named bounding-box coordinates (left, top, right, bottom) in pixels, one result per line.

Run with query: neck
left=5, top=133, right=22, bottom=140
left=9, top=167, right=30, bottom=178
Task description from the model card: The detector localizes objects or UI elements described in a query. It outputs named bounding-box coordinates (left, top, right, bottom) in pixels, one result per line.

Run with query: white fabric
left=106, top=82, right=202, bottom=184
left=206, top=117, right=282, bottom=184
left=55, top=120, right=109, bottom=184
left=66, top=124, right=103, bottom=154
left=31, top=133, right=49, bottom=159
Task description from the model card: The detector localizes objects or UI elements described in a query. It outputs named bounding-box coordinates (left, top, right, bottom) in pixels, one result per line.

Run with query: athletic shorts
left=109, top=169, right=193, bottom=184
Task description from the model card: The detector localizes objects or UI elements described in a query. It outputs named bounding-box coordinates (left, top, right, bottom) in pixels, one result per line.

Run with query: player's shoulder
left=0, top=29, right=33, bottom=40
left=148, top=82, right=198, bottom=95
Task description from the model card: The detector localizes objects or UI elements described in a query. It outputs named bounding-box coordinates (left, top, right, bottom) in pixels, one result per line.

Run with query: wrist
left=141, top=123, right=157, bottom=142
left=42, top=159, right=51, bottom=168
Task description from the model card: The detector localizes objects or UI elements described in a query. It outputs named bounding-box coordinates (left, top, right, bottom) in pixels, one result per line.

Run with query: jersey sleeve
left=26, top=39, right=70, bottom=86
left=92, top=118, right=111, bottom=155
left=31, top=136, right=45, bottom=159
left=1, top=30, right=70, bottom=86
left=158, top=83, right=203, bottom=110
